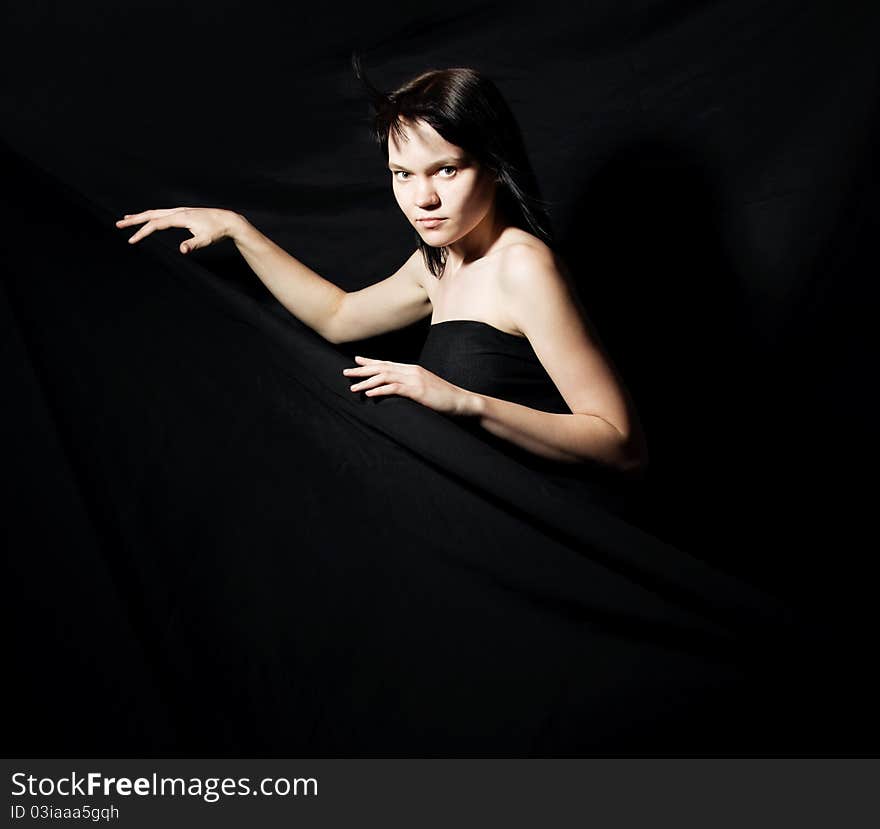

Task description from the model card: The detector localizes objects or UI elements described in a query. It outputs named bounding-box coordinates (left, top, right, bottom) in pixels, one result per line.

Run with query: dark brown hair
left=351, top=53, right=556, bottom=278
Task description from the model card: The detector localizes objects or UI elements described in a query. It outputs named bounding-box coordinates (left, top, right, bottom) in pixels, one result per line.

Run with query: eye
left=438, top=166, right=456, bottom=176
left=392, top=170, right=410, bottom=180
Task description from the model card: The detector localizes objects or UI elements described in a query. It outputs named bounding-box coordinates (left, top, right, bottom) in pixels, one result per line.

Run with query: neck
left=443, top=201, right=510, bottom=272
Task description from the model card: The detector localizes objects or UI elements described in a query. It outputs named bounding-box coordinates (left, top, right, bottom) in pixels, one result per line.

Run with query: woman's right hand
left=115, top=207, right=241, bottom=254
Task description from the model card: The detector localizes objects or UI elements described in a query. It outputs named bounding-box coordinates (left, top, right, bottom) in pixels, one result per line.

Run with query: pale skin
left=115, top=117, right=649, bottom=474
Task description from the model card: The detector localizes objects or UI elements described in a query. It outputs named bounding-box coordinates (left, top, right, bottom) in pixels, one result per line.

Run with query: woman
left=115, top=62, right=649, bottom=496
left=105, top=62, right=816, bottom=753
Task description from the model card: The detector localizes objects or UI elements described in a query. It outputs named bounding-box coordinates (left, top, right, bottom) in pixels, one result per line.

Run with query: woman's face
left=387, top=118, right=497, bottom=247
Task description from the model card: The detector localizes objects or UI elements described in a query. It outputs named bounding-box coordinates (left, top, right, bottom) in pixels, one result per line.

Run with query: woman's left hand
left=342, top=356, right=477, bottom=416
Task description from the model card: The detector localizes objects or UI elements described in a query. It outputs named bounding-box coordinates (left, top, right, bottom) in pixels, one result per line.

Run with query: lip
left=417, top=218, right=446, bottom=227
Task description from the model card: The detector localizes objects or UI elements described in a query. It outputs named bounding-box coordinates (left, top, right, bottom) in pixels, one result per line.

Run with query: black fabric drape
left=4, top=0, right=879, bottom=755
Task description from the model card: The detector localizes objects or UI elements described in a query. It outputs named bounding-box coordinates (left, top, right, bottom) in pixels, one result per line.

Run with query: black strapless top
left=418, top=319, right=571, bottom=414
left=417, top=319, right=639, bottom=516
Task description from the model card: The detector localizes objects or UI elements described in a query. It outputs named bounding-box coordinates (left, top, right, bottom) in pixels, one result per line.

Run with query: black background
left=3, top=0, right=879, bottom=754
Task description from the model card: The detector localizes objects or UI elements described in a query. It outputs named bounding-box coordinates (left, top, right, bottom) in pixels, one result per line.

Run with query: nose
left=414, top=180, right=440, bottom=209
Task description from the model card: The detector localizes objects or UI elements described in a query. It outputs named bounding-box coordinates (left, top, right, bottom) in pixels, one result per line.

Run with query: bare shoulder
left=494, top=236, right=595, bottom=347
left=497, top=236, right=570, bottom=300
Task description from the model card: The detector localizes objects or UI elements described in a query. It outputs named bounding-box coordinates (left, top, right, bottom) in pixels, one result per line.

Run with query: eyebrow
left=387, top=155, right=465, bottom=171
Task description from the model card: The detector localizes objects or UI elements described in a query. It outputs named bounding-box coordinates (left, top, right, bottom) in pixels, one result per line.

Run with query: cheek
left=442, top=186, right=466, bottom=213
left=459, top=187, right=487, bottom=219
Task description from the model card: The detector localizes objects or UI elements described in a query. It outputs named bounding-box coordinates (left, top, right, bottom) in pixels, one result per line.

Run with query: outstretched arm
left=230, top=214, right=345, bottom=339
left=117, top=208, right=430, bottom=344
left=232, top=218, right=431, bottom=343
left=117, top=207, right=345, bottom=341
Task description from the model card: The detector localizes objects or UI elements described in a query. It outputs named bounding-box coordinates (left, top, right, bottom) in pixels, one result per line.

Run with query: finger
left=349, top=372, right=393, bottom=392
left=127, top=220, right=158, bottom=243
left=342, top=364, right=382, bottom=376
left=354, top=355, right=394, bottom=365
left=363, top=382, right=403, bottom=397
left=180, top=236, right=207, bottom=254
left=125, top=208, right=188, bottom=220
left=116, top=208, right=188, bottom=226
left=128, top=214, right=190, bottom=244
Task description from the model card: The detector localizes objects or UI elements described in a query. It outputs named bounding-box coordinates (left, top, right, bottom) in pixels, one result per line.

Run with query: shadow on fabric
left=3, top=142, right=862, bottom=755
